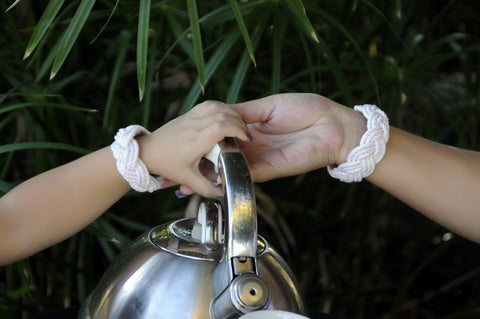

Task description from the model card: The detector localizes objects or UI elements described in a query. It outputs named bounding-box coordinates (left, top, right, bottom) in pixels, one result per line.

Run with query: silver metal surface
left=78, top=225, right=219, bottom=319
left=210, top=274, right=270, bottom=319
left=217, top=138, right=257, bottom=261
left=79, top=228, right=306, bottom=318
left=79, top=138, right=306, bottom=318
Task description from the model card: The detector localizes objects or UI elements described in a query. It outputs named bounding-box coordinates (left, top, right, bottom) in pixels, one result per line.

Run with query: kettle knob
left=210, top=273, right=270, bottom=319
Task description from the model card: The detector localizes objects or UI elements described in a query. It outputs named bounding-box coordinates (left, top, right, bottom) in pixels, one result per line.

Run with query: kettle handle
left=209, top=137, right=257, bottom=263
left=207, top=138, right=271, bottom=318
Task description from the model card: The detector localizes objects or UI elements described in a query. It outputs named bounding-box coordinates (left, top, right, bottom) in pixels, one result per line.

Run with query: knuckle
left=200, top=100, right=224, bottom=112
left=209, top=121, right=226, bottom=134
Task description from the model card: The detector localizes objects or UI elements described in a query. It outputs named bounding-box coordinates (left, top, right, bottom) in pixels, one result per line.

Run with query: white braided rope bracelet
left=111, top=125, right=164, bottom=192
left=327, top=104, right=389, bottom=183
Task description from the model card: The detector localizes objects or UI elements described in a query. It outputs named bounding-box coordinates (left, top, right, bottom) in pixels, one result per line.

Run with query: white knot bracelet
left=111, top=125, right=164, bottom=192
left=328, top=104, right=389, bottom=183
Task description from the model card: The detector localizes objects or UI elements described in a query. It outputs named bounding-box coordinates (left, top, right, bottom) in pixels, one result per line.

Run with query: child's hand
left=137, top=101, right=252, bottom=198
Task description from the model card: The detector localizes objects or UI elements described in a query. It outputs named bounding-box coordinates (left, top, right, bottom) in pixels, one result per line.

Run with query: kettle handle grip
left=208, top=139, right=272, bottom=316
left=208, top=137, right=257, bottom=263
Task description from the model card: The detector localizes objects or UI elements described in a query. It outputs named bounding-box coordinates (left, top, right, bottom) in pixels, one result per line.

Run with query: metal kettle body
left=79, top=139, right=306, bottom=318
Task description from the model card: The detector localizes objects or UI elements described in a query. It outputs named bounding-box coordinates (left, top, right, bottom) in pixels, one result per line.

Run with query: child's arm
left=0, top=101, right=250, bottom=265
left=0, top=147, right=129, bottom=266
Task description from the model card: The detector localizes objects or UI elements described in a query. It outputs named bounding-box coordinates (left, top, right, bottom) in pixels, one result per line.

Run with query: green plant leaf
left=89, top=0, right=120, bottom=44
left=23, top=0, right=66, bottom=59
left=34, top=33, right=62, bottom=82
left=104, top=30, right=131, bottom=129
left=360, top=0, right=409, bottom=54
left=315, top=8, right=380, bottom=103
left=0, top=102, right=98, bottom=115
left=96, top=237, right=118, bottom=262
left=0, top=142, right=89, bottom=155
left=76, top=233, right=87, bottom=302
left=157, top=2, right=258, bottom=72
left=137, top=0, right=151, bottom=102
left=271, top=5, right=282, bottom=94
left=141, top=32, right=158, bottom=127
left=0, top=180, right=14, bottom=194
left=229, top=0, right=256, bottom=66
left=106, top=213, right=150, bottom=232
left=313, top=36, right=354, bottom=105
left=50, top=0, right=96, bottom=80
left=226, top=10, right=270, bottom=103
left=283, top=0, right=319, bottom=43
left=181, top=30, right=241, bottom=113
left=5, top=0, right=21, bottom=12
left=186, top=0, right=206, bottom=93
left=165, top=12, right=194, bottom=61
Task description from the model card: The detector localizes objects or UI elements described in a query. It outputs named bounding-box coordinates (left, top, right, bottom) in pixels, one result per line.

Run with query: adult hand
left=230, top=93, right=367, bottom=182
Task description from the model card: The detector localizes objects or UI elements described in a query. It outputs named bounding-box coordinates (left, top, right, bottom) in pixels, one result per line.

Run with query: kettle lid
left=149, top=202, right=224, bottom=262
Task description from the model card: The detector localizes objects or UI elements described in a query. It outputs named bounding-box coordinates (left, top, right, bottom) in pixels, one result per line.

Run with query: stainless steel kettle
left=78, top=138, right=306, bottom=318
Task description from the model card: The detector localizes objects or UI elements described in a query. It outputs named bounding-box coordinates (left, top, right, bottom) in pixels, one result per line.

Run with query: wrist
left=110, top=125, right=164, bottom=192
left=336, top=106, right=368, bottom=164
left=329, top=104, right=389, bottom=183
left=136, top=133, right=157, bottom=174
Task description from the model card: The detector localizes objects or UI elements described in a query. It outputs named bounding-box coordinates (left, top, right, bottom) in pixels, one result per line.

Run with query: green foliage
left=1, top=0, right=479, bottom=318
left=137, top=0, right=151, bottom=101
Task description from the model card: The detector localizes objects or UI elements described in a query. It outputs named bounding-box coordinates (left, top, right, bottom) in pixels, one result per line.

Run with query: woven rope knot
left=111, top=125, right=164, bottom=192
left=328, top=104, right=389, bottom=183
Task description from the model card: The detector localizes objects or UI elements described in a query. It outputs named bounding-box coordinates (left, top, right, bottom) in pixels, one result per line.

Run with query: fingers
left=183, top=170, right=223, bottom=198
left=230, top=95, right=279, bottom=124
left=178, top=158, right=223, bottom=198
left=149, top=100, right=259, bottom=199
left=191, top=101, right=252, bottom=143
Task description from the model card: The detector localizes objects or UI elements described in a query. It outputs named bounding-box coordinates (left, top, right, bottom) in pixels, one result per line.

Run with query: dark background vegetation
left=1, top=0, right=480, bottom=318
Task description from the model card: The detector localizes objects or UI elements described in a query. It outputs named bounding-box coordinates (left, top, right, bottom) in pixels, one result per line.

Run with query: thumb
left=230, top=96, right=277, bottom=124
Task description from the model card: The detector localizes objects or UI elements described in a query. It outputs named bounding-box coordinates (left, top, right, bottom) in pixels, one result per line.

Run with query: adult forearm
left=366, top=127, right=480, bottom=243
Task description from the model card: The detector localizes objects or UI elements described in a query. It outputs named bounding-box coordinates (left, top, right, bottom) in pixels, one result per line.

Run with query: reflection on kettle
left=239, top=310, right=311, bottom=319
left=78, top=139, right=307, bottom=318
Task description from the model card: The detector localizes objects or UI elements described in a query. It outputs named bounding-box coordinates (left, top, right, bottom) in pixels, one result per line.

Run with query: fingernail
left=175, top=189, right=188, bottom=198
left=212, top=175, right=222, bottom=187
